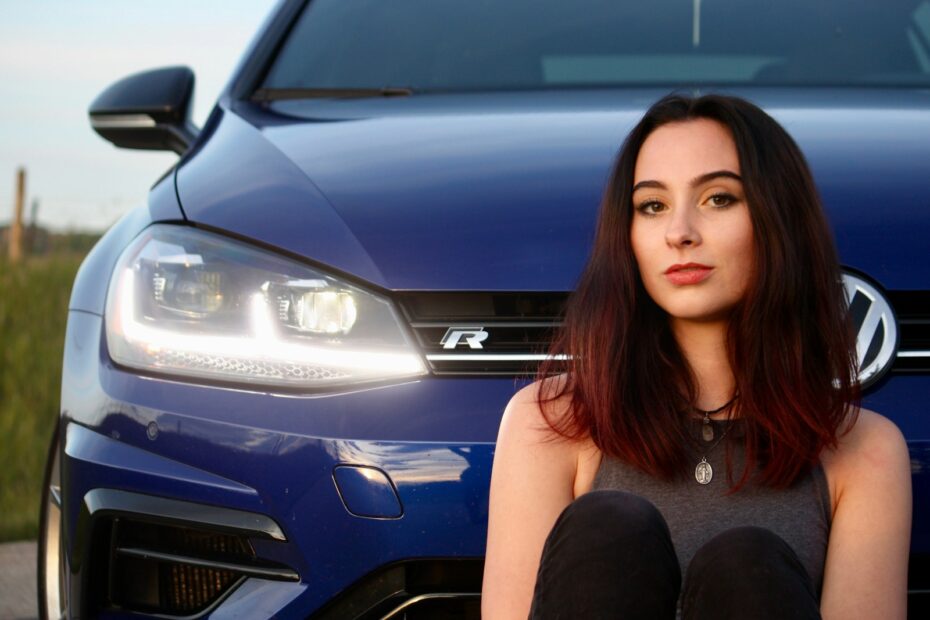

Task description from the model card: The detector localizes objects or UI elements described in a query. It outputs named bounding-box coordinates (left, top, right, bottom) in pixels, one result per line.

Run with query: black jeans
left=528, top=490, right=821, bottom=619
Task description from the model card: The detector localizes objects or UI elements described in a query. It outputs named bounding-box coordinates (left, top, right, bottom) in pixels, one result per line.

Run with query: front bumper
left=61, top=310, right=507, bottom=618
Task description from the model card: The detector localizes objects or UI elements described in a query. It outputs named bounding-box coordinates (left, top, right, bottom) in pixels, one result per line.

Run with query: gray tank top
left=592, top=417, right=832, bottom=594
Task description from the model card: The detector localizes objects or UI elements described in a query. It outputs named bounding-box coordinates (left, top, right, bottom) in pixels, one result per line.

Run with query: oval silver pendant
left=695, top=458, right=713, bottom=485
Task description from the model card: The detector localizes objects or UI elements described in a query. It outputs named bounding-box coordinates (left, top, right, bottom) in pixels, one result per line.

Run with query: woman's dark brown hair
left=537, top=93, right=859, bottom=489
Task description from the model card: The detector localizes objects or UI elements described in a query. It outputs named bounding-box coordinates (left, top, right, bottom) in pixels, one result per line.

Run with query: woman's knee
left=558, top=491, right=666, bottom=533
left=546, top=491, right=672, bottom=556
left=532, top=492, right=681, bottom=618
left=689, top=526, right=799, bottom=577
left=683, top=527, right=820, bottom=620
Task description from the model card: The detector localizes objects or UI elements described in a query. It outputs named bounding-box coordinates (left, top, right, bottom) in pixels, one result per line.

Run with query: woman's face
left=630, top=118, right=754, bottom=324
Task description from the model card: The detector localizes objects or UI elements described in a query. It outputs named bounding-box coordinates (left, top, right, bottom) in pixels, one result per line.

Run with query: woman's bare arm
left=481, top=382, right=581, bottom=619
left=820, top=409, right=912, bottom=619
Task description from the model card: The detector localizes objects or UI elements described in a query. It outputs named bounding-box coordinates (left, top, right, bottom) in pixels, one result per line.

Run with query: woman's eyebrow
left=631, top=179, right=666, bottom=192
left=632, top=170, right=742, bottom=193
left=691, top=170, right=742, bottom=186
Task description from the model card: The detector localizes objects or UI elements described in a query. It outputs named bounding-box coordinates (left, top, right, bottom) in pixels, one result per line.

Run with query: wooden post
left=9, top=167, right=25, bottom=262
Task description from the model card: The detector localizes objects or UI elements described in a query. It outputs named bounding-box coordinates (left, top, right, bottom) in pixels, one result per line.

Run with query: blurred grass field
left=0, top=249, right=89, bottom=542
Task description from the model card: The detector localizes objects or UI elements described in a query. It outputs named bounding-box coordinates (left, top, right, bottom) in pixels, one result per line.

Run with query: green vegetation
left=0, top=252, right=86, bottom=541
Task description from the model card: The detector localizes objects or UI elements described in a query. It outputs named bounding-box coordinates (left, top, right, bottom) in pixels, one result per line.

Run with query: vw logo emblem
left=842, top=272, right=898, bottom=388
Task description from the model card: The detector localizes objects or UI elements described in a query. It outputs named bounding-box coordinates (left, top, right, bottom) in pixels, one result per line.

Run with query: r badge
left=440, top=327, right=489, bottom=350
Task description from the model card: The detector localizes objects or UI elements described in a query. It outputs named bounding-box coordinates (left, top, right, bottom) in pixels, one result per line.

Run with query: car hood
left=177, top=88, right=930, bottom=291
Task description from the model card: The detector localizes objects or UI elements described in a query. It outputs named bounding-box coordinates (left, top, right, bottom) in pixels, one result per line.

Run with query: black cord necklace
left=688, top=394, right=739, bottom=485
left=693, top=394, right=738, bottom=442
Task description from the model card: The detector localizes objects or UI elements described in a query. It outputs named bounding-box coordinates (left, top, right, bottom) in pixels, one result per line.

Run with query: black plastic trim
left=252, top=87, right=414, bottom=101
left=88, top=66, right=198, bottom=155
left=379, top=593, right=481, bottom=619
left=80, top=488, right=286, bottom=541
left=310, top=558, right=483, bottom=620
left=115, top=546, right=299, bottom=581
left=73, top=489, right=294, bottom=618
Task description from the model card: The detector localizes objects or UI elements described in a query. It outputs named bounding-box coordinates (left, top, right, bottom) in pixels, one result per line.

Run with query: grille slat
left=890, top=291, right=930, bottom=372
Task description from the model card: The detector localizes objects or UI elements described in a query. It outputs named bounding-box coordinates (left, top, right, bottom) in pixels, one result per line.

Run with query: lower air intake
left=106, top=520, right=251, bottom=615
left=87, top=515, right=297, bottom=617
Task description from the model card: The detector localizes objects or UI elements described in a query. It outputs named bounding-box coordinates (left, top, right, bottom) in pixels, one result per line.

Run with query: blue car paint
left=175, top=109, right=387, bottom=288
left=58, top=6, right=930, bottom=619
left=181, top=90, right=930, bottom=292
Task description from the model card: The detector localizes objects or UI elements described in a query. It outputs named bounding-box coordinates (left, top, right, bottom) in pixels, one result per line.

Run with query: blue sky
left=0, top=0, right=278, bottom=231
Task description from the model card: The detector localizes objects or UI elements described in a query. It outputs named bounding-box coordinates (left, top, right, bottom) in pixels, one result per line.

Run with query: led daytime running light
left=114, top=268, right=425, bottom=376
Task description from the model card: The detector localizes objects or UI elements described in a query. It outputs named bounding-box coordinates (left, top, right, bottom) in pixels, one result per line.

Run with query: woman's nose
left=665, top=207, right=701, bottom=248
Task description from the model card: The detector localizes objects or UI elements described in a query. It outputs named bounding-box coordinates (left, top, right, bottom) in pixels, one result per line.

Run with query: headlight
left=105, top=225, right=426, bottom=388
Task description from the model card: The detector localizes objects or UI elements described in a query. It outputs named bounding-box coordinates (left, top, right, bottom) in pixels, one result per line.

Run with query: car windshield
left=261, top=0, right=930, bottom=95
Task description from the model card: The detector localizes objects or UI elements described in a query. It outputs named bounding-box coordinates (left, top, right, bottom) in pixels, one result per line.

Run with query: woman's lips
left=664, top=264, right=714, bottom=285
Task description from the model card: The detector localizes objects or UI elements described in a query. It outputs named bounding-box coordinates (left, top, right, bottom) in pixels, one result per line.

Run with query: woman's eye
left=708, top=193, right=737, bottom=208
left=636, top=200, right=665, bottom=215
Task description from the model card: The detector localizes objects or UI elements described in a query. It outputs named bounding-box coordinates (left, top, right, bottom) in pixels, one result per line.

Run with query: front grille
left=398, top=290, right=929, bottom=377
left=909, top=553, right=930, bottom=620
left=397, top=292, right=567, bottom=375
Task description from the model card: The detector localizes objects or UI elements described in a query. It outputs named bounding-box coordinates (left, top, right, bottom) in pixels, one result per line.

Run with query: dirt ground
left=0, top=541, right=36, bottom=620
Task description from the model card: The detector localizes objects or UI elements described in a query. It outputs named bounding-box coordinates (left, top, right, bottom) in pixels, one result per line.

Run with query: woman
left=482, top=95, right=911, bottom=619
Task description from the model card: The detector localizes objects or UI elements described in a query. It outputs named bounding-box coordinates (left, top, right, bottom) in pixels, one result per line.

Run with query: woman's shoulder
left=827, top=408, right=907, bottom=464
left=503, top=375, right=571, bottom=432
left=500, top=376, right=601, bottom=495
left=820, top=408, right=910, bottom=506
left=503, top=375, right=596, bottom=446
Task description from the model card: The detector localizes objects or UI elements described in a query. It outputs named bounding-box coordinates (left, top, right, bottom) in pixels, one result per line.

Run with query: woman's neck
left=670, top=317, right=736, bottom=416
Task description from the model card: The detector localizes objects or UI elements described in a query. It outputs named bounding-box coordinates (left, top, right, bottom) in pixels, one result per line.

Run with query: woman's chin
left=661, top=304, right=737, bottom=326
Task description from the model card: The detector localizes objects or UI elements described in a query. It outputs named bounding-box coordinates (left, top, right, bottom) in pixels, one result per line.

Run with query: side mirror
left=89, top=66, right=199, bottom=155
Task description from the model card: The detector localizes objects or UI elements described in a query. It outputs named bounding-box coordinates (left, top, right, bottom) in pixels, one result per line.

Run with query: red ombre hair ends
left=537, top=94, right=859, bottom=490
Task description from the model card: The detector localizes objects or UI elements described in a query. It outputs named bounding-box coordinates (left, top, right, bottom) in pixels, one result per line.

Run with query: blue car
left=38, top=1, right=930, bottom=617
